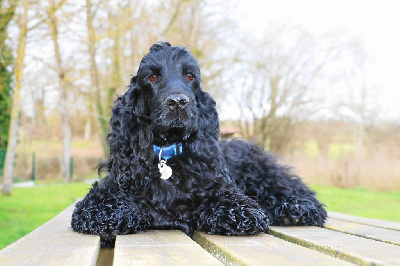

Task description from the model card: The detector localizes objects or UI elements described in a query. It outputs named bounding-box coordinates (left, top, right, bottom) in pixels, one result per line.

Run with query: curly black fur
left=71, top=42, right=327, bottom=248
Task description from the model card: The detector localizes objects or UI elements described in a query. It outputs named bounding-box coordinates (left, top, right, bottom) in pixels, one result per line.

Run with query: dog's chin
left=153, top=121, right=195, bottom=146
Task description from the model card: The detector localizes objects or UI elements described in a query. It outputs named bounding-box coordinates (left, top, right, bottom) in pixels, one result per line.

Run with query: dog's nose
left=165, top=94, right=190, bottom=109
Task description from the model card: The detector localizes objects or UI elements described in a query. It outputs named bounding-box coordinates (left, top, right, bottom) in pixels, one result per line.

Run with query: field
left=12, top=137, right=104, bottom=182
left=285, top=140, right=400, bottom=191
left=311, top=185, right=400, bottom=222
left=0, top=183, right=91, bottom=250
left=0, top=183, right=399, bottom=250
left=11, top=134, right=400, bottom=190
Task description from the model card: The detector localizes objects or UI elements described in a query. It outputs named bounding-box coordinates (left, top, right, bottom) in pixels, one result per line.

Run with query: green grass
left=1, top=184, right=399, bottom=250
left=0, top=183, right=91, bottom=250
left=311, top=185, right=400, bottom=222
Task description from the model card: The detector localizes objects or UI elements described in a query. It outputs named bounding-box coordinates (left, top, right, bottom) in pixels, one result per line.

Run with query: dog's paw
left=197, top=201, right=269, bottom=235
left=271, top=197, right=327, bottom=226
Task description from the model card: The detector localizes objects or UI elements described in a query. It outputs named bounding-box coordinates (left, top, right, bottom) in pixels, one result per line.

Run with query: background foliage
left=1, top=0, right=400, bottom=190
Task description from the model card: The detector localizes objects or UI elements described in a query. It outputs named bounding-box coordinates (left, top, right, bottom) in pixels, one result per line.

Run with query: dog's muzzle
left=162, top=93, right=193, bottom=123
left=152, top=92, right=198, bottom=145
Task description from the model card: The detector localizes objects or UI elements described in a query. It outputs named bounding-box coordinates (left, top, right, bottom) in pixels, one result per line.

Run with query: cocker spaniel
left=72, top=42, right=327, bottom=248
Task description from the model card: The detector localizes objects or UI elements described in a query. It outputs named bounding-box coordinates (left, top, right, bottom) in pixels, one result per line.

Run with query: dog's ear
left=129, top=76, right=146, bottom=117
left=195, top=89, right=220, bottom=141
left=191, top=89, right=231, bottom=175
left=105, top=75, right=154, bottom=188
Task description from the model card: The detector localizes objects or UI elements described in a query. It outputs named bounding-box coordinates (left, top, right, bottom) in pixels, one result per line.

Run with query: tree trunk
left=107, top=12, right=121, bottom=114
left=48, top=0, right=71, bottom=182
left=2, top=0, right=28, bottom=195
left=87, top=0, right=108, bottom=156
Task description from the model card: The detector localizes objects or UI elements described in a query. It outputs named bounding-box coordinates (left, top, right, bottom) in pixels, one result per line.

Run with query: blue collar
left=153, top=143, right=183, bottom=161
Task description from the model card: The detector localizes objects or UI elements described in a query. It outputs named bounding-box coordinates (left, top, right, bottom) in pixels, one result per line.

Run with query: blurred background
left=1, top=0, right=400, bottom=191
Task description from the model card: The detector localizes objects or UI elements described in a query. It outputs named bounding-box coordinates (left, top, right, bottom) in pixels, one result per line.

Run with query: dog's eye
left=185, top=73, right=194, bottom=81
left=149, top=74, right=159, bottom=82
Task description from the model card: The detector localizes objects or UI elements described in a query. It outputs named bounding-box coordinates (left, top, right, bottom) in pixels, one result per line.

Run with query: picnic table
left=0, top=203, right=399, bottom=265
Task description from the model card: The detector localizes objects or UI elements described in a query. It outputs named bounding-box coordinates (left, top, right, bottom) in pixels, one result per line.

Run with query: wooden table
left=1, top=203, right=399, bottom=265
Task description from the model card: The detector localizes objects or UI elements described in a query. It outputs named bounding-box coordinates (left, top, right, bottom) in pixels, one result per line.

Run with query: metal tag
left=158, top=160, right=172, bottom=180
left=157, top=147, right=172, bottom=180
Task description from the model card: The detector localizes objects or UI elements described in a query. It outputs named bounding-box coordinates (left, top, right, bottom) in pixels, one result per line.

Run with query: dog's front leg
left=71, top=181, right=151, bottom=248
left=194, top=189, right=269, bottom=236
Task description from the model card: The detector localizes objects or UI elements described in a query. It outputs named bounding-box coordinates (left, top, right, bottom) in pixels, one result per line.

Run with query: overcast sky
left=225, top=0, right=400, bottom=120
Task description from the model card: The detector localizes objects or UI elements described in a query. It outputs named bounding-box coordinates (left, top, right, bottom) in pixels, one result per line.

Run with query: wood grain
left=114, top=230, right=221, bottom=265
left=269, top=226, right=400, bottom=265
left=194, top=231, right=351, bottom=265
left=325, top=218, right=400, bottom=246
left=328, top=211, right=400, bottom=231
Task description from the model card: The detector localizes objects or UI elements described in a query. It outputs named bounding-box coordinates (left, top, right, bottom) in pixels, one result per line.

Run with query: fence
left=6, top=152, right=102, bottom=183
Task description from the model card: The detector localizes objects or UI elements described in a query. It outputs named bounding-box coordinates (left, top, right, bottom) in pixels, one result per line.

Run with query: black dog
left=72, top=42, right=327, bottom=247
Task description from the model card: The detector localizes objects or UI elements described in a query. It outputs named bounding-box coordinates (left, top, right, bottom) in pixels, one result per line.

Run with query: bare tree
left=86, top=0, right=109, bottom=154
left=0, top=0, right=17, bottom=149
left=47, top=0, right=71, bottom=182
left=0, top=0, right=17, bottom=54
left=105, top=4, right=124, bottom=134
left=341, top=39, right=379, bottom=153
left=1, top=0, right=19, bottom=195
left=82, top=0, right=234, bottom=156
left=160, top=0, right=235, bottom=101
left=236, top=25, right=334, bottom=153
left=2, top=0, right=237, bottom=187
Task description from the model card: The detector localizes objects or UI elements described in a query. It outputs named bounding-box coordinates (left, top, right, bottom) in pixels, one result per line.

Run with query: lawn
left=0, top=183, right=91, bottom=250
left=312, top=185, right=400, bottom=222
left=0, top=183, right=399, bottom=250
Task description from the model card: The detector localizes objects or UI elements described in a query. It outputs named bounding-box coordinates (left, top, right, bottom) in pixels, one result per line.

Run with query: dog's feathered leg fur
left=221, top=139, right=327, bottom=226
left=194, top=188, right=269, bottom=235
left=185, top=90, right=270, bottom=236
left=71, top=178, right=152, bottom=248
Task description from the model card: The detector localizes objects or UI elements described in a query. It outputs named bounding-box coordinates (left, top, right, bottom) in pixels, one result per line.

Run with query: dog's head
left=106, top=42, right=221, bottom=185
left=130, top=42, right=216, bottom=146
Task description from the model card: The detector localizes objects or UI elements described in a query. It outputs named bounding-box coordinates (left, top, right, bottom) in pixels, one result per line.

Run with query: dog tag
left=158, top=160, right=172, bottom=180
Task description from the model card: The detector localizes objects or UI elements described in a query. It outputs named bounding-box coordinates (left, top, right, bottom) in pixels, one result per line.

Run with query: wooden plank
left=96, top=248, right=114, bottom=266
left=328, top=211, right=400, bottom=231
left=269, top=226, right=400, bottom=265
left=114, top=230, right=222, bottom=265
left=194, top=231, right=351, bottom=265
left=0, top=203, right=100, bottom=266
left=325, top=218, right=400, bottom=246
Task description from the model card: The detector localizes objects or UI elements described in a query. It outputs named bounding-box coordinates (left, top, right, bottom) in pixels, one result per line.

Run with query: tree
left=235, top=25, right=334, bottom=153
left=86, top=0, right=108, bottom=153
left=82, top=0, right=234, bottom=156
left=2, top=0, right=29, bottom=195
left=160, top=0, right=235, bottom=101
left=47, top=0, right=70, bottom=182
left=1, top=0, right=236, bottom=189
left=341, top=39, right=378, bottom=153
left=0, top=0, right=17, bottom=150
left=2, top=0, right=65, bottom=194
